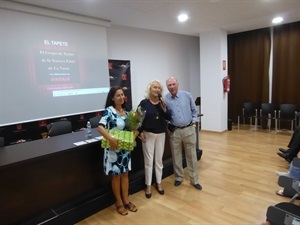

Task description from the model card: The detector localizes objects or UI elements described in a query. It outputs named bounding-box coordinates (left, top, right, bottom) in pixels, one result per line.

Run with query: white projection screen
left=0, top=2, right=110, bottom=126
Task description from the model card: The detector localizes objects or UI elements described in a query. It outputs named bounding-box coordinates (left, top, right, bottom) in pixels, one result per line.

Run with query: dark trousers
left=286, top=126, right=300, bottom=157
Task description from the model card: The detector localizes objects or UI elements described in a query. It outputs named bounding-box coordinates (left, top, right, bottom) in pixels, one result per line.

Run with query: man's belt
left=175, top=122, right=192, bottom=129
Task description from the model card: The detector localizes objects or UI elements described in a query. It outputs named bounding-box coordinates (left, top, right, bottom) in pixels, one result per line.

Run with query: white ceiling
left=5, top=0, right=300, bottom=36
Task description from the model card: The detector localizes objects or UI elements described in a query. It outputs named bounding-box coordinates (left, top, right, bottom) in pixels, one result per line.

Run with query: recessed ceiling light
left=272, top=17, right=283, bottom=24
left=178, top=14, right=189, bottom=22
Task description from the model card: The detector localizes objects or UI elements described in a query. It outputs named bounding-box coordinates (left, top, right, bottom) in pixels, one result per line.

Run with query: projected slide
left=35, top=40, right=80, bottom=85
left=0, top=7, right=110, bottom=126
left=34, top=39, right=108, bottom=97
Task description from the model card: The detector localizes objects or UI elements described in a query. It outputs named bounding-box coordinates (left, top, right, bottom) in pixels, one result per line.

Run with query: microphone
left=158, top=93, right=163, bottom=101
left=158, top=94, right=166, bottom=107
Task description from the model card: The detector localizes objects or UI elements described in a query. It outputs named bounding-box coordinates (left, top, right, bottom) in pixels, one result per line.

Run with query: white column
left=200, top=30, right=228, bottom=132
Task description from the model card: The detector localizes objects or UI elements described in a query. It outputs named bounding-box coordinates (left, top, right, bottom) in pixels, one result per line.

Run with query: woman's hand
left=139, top=132, right=146, bottom=142
left=108, top=136, right=119, bottom=149
left=97, top=125, right=120, bottom=149
left=134, top=130, right=139, bottom=139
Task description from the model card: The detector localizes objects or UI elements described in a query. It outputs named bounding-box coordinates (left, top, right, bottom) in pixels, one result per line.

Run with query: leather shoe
left=193, top=183, right=202, bottom=190
left=174, top=180, right=182, bottom=186
left=279, top=148, right=289, bottom=154
left=285, top=157, right=293, bottom=163
left=277, top=152, right=293, bottom=163
left=277, top=152, right=290, bottom=159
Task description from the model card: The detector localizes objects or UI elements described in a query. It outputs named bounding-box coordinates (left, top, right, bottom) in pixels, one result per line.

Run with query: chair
left=266, top=202, right=300, bottom=225
left=89, top=115, right=101, bottom=128
left=265, top=158, right=300, bottom=225
left=266, top=176, right=300, bottom=224
left=0, top=137, right=4, bottom=147
left=255, top=103, right=277, bottom=131
left=47, top=120, right=72, bottom=137
left=277, top=104, right=297, bottom=132
left=195, top=97, right=203, bottom=130
left=237, top=102, right=258, bottom=130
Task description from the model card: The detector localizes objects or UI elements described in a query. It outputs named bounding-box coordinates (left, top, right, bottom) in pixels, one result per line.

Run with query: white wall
left=107, top=25, right=200, bottom=109
left=200, top=30, right=228, bottom=132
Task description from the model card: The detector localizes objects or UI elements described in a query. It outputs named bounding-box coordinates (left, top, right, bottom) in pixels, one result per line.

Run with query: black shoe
left=277, top=152, right=293, bottom=162
left=157, top=189, right=165, bottom=195
left=156, top=184, right=165, bottom=195
left=285, top=157, right=293, bottom=163
left=279, top=148, right=289, bottom=154
left=145, top=193, right=152, bottom=199
left=277, top=152, right=291, bottom=159
left=174, top=180, right=182, bottom=186
left=193, top=183, right=202, bottom=190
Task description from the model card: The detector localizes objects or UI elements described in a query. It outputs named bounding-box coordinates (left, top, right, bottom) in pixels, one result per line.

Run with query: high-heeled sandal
left=115, top=204, right=128, bottom=215
left=124, top=202, right=138, bottom=212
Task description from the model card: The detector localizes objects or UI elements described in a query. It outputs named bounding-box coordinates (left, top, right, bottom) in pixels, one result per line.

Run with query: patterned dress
left=100, top=106, right=131, bottom=175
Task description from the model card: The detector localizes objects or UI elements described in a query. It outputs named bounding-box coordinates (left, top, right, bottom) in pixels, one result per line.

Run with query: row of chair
left=265, top=158, right=300, bottom=224
left=237, top=103, right=299, bottom=132
left=0, top=116, right=102, bottom=146
left=46, top=116, right=101, bottom=137
left=0, top=137, right=4, bottom=147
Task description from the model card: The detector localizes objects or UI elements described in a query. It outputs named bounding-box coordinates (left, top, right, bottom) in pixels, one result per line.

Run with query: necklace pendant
left=156, top=116, right=159, bottom=119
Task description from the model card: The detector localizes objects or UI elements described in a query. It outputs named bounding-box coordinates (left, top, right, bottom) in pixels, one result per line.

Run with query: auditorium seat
left=265, top=158, right=300, bottom=225
left=0, top=137, right=4, bottom=147
left=46, top=120, right=72, bottom=137
left=89, top=115, right=101, bottom=128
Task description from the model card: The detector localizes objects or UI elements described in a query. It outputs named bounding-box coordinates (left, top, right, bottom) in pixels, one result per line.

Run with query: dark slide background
left=0, top=7, right=110, bottom=126
left=108, top=60, right=132, bottom=110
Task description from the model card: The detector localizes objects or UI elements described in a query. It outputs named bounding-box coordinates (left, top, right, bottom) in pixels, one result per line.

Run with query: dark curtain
left=228, top=28, right=271, bottom=122
left=272, top=21, right=300, bottom=108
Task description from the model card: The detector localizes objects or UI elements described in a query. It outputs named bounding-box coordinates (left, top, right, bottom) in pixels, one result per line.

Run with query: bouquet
left=125, top=106, right=146, bottom=131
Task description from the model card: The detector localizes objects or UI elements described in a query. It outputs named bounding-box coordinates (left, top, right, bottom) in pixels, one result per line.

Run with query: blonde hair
left=144, top=80, right=163, bottom=99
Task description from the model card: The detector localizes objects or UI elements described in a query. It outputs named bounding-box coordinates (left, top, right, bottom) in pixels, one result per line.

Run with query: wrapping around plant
left=125, top=106, right=146, bottom=131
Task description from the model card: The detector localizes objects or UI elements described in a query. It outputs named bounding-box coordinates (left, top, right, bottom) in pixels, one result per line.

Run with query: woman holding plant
left=97, top=86, right=139, bottom=216
left=137, top=80, right=171, bottom=199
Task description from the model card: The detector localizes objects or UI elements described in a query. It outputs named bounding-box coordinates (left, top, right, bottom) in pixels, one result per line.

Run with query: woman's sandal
left=115, top=204, right=128, bottom=216
left=124, top=202, right=138, bottom=212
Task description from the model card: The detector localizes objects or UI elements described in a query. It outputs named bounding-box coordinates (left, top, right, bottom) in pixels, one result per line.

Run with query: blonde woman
left=137, top=80, right=171, bottom=198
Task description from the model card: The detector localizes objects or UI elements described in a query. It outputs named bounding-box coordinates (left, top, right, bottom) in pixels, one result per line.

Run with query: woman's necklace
left=149, top=99, right=160, bottom=120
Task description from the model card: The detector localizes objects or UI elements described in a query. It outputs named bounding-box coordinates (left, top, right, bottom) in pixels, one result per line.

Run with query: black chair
left=255, top=103, right=277, bottom=131
left=47, top=120, right=72, bottom=137
left=266, top=158, right=300, bottom=225
left=277, top=104, right=297, bottom=132
left=238, top=102, right=258, bottom=130
left=266, top=202, right=300, bottom=225
left=195, top=97, right=203, bottom=130
left=0, top=137, right=4, bottom=147
left=89, top=115, right=102, bottom=128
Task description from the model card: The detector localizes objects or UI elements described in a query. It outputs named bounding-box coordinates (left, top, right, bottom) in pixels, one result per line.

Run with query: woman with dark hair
left=97, top=87, right=139, bottom=216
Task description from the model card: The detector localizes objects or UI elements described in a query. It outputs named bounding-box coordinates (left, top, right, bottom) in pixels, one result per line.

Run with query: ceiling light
left=178, top=14, right=189, bottom=22
left=272, top=17, right=283, bottom=24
